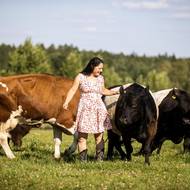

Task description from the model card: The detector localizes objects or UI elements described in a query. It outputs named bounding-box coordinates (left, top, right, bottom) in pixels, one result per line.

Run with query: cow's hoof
left=54, top=153, right=61, bottom=159
left=126, top=154, right=132, bottom=161
left=144, top=162, right=150, bottom=166
left=63, top=149, right=71, bottom=157
left=8, top=155, right=15, bottom=159
left=121, top=156, right=127, bottom=161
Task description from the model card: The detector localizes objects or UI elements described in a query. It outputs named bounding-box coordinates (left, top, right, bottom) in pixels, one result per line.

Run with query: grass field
left=1, top=129, right=190, bottom=190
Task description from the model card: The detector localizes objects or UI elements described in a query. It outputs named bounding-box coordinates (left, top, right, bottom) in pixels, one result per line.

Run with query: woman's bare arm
left=62, top=74, right=80, bottom=109
left=102, top=86, right=119, bottom=96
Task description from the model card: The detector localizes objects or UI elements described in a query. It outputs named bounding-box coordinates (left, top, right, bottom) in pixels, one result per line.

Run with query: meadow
left=1, top=129, right=190, bottom=190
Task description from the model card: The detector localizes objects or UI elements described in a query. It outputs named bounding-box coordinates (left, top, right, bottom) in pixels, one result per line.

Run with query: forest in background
left=0, top=38, right=190, bottom=92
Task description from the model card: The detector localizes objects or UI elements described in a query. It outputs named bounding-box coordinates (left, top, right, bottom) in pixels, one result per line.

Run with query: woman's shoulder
left=76, top=73, right=85, bottom=82
left=78, top=73, right=86, bottom=78
left=97, top=75, right=104, bottom=83
left=98, top=74, right=104, bottom=80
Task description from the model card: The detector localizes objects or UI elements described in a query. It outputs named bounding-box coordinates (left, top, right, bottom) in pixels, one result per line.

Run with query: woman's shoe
left=79, top=149, right=87, bottom=162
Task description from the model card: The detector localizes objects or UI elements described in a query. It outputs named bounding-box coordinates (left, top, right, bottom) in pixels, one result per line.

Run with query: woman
left=63, top=57, right=119, bottom=161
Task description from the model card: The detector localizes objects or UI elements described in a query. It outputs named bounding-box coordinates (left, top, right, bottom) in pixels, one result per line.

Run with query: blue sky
left=0, top=0, right=190, bottom=58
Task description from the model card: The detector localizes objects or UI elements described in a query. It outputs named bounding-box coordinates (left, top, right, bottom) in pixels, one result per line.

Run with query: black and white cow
left=151, top=88, right=190, bottom=154
left=104, top=83, right=158, bottom=165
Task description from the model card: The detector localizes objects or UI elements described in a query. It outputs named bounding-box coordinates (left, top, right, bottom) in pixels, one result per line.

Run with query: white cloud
left=113, top=0, right=169, bottom=10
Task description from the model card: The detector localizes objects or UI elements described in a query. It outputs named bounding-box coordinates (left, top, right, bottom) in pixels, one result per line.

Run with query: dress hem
left=77, top=129, right=105, bottom=134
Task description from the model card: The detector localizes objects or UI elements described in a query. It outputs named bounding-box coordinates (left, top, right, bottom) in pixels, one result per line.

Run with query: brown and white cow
left=0, top=74, right=80, bottom=159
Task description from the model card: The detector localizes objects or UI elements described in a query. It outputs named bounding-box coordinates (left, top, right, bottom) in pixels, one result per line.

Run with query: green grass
left=1, top=129, right=190, bottom=190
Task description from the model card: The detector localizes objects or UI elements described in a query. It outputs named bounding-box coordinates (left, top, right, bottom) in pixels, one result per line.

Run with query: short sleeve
left=78, top=73, right=84, bottom=84
left=99, top=75, right=105, bottom=86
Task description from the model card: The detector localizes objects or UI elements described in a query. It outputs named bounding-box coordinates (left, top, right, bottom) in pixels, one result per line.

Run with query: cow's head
left=116, top=84, right=148, bottom=127
left=160, top=88, right=190, bottom=115
left=9, top=124, right=32, bottom=147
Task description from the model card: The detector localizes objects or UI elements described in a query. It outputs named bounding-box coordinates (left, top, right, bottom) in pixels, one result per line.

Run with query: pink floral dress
left=76, top=73, right=112, bottom=134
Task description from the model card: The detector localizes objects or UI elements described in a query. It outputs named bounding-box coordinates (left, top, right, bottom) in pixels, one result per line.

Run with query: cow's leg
left=143, top=138, right=152, bottom=165
left=64, top=131, right=78, bottom=156
left=107, top=130, right=127, bottom=160
left=113, top=135, right=126, bottom=160
left=144, top=123, right=157, bottom=165
left=53, top=127, right=62, bottom=159
left=151, top=136, right=166, bottom=154
left=114, top=142, right=127, bottom=160
left=123, top=136, right=133, bottom=161
left=0, top=133, right=15, bottom=159
left=107, top=130, right=116, bottom=160
left=156, top=140, right=165, bottom=154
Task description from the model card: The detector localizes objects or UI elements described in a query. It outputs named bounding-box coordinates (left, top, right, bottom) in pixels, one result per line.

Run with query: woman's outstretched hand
left=112, top=90, right=120, bottom=95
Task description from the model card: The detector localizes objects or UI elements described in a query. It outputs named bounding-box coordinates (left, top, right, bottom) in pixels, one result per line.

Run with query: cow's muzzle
left=119, top=117, right=128, bottom=125
left=183, top=118, right=190, bottom=125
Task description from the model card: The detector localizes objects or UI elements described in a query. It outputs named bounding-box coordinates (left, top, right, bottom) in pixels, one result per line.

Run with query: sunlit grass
left=1, top=129, right=190, bottom=190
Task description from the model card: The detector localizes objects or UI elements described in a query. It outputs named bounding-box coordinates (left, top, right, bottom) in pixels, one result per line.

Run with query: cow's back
left=0, top=74, right=80, bottom=128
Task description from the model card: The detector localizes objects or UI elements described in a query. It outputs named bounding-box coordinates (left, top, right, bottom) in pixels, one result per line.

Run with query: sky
left=0, top=0, right=190, bottom=58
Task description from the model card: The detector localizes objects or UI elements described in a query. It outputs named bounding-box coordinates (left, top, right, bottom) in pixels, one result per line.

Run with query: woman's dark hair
left=81, top=57, right=104, bottom=75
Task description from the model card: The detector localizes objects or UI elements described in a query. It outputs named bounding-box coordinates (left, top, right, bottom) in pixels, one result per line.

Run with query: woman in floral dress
left=63, top=57, right=119, bottom=161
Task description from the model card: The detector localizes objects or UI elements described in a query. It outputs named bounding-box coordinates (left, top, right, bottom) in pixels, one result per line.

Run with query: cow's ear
left=171, top=88, right=177, bottom=100
left=146, top=85, right=149, bottom=91
left=159, top=88, right=178, bottom=111
left=119, top=86, right=125, bottom=94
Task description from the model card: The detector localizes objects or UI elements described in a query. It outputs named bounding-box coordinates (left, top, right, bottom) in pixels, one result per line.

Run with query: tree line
left=0, top=38, right=190, bottom=92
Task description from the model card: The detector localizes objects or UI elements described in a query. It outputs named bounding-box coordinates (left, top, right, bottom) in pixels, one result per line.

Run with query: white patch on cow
left=46, top=118, right=56, bottom=124
left=56, top=122, right=76, bottom=135
left=53, top=125, right=78, bottom=159
left=148, top=90, right=159, bottom=120
left=54, top=138, right=62, bottom=159
left=0, top=82, right=8, bottom=92
left=53, top=127, right=62, bottom=159
left=0, top=132, right=15, bottom=159
left=45, top=117, right=76, bottom=135
left=50, top=119, right=77, bottom=158
left=0, top=105, right=23, bottom=159
left=0, top=105, right=23, bottom=132
left=153, top=89, right=173, bottom=107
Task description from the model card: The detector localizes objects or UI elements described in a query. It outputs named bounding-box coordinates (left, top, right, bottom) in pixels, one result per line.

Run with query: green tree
left=169, top=60, right=190, bottom=90
left=143, top=70, right=172, bottom=91
left=0, top=44, right=15, bottom=75
left=62, top=51, right=83, bottom=78
left=103, top=65, right=123, bottom=87
left=8, top=38, right=51, bottom=74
